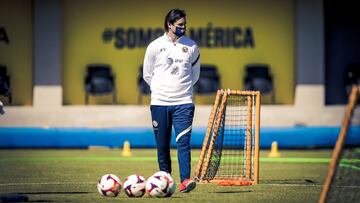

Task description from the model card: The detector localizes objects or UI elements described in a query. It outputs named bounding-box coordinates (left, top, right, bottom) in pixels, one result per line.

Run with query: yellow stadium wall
left=62, top=0, right=295, bottom=105
left=0, top=0, right=32, bottom=105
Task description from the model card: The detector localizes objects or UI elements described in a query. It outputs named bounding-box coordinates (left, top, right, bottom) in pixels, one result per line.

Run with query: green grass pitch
left=0, top=149, right=333, bottom=202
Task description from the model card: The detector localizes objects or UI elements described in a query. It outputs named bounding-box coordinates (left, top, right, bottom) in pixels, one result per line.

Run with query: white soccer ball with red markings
left=97, top=174, right=122, bottom=197
left=123, top=174, right=146, bottom=197
left=145, top=174, right=169, bottom=197
left=153, top=171, right=176, bottom=197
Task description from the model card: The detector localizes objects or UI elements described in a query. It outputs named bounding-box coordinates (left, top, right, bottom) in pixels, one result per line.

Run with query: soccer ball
left=123, top=174, right=146, bottom=197
left=153, top=171, right=176, bottom=197
left=145, top=174, right=169, bottom=197
left=97, top=174, right=122, bottom=197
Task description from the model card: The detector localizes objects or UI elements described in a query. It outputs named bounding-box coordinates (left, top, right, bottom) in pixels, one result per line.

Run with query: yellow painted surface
left=62, top=0, right=294, bottom=105
left=0, top=0, right=32, bottom=105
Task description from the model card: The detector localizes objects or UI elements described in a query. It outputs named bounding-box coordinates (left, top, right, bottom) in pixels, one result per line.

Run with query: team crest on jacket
left=182, top=46, right=188, bottom=53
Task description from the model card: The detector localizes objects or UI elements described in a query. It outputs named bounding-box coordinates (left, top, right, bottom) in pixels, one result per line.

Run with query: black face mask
left=174, top=26, right=185, bottom=37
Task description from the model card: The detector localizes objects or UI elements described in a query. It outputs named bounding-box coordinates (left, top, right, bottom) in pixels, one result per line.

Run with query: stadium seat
left=345, top=64, right=360, bottom=96
left=84, top=64, right=116, bottom=104
left=137, top=65, right=151, bottom=104
left=0, top=65, right=12, bottom=104
left=194, top=65, right=221, bottom=95
left=244, top=64, right=275, bottom=103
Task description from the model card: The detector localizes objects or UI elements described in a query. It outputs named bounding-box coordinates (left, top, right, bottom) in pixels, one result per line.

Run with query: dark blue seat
left=194, top=65, right=221, bottom=95
left=84, top=64, right=116, bottom=104
left=0, top=65, right=12, bottom=104
left=137, top=65, right=151, bottom=104
left=244, top=64, right=275, bottom=103
left=345, top=64, right=360, bottom=96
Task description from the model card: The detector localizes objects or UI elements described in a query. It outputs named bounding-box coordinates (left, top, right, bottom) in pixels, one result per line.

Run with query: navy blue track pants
left=150, top=103, right=194, bottom=182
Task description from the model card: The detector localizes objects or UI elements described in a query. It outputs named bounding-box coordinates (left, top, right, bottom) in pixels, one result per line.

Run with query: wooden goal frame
left=194, top=89, right=261, bottom=185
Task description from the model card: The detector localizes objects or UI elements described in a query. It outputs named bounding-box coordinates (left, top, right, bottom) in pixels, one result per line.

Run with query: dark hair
left=164, top=9, right=186, bottom=32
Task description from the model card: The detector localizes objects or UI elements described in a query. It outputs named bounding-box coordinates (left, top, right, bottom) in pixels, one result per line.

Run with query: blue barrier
left=0, top=126, right=359, bottom=149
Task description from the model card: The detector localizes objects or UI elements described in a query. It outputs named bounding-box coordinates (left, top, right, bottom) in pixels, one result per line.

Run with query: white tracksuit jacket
left=143, top=33, right=200, bottom=106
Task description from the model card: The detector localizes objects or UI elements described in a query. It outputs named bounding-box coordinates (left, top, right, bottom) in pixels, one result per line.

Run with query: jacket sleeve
left=191, top=45, right=200, bottom=86
left=143, top=44, right=155, bottom=86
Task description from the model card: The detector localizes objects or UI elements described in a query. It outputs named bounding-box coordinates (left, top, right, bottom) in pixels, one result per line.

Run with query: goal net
left=319, top=85, right=360, bottom=203
left=194, top=89, right=261, bottom=185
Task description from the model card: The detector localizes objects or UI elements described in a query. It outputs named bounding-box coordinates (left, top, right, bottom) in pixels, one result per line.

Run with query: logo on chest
left=167, top=58, right=184, bottom=66
left=171, top=66, right=180, bottom=75
left=167, top=58, right=174, bottom=65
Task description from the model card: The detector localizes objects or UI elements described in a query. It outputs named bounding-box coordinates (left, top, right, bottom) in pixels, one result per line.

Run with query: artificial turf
left=0, top=149, right=334, bottom=202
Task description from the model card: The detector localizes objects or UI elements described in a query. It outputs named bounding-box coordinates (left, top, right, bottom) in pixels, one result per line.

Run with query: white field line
left=0, top=182, right=359, bottom=189
left=0, top=182, right=96, bottom=186
left=0, top=182, right=181, bottom=186
left=262, top=183, right=360, bottom=189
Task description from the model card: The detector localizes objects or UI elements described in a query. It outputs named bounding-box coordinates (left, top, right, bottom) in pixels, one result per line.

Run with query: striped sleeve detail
left=191, top=54, right=200, bottom=67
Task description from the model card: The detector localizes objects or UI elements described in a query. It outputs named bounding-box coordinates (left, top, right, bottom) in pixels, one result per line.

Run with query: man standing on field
left=143, top=8, right=200, bottom=193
